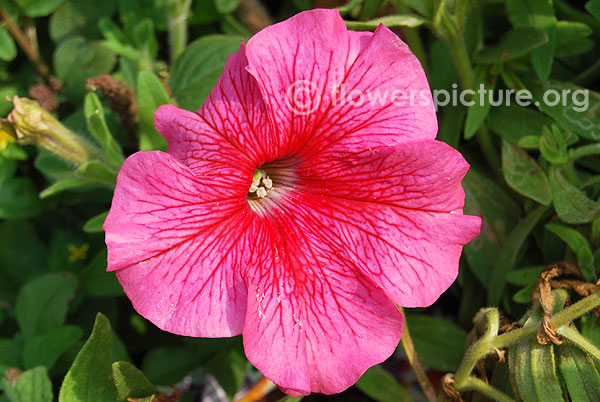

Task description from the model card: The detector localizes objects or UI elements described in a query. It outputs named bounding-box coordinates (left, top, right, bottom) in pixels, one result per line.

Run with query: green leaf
left=15, top=272, right=78, bottom=339
left=75, top=161, right=117, bottom=185
left=0, top=221, right=47, bottom=304
left=59, top=313, right=117, bottom=402
left=50, top=0, right=117, bottom=42
left=39, top=177, right=95, bottom=199
left=23, top=326, right=83, bottom=370
left=83, top=211, right=108, bottom=233
left=1, top=143, right=28, bottom=161
left=0, top=335, right=24, bottom=370
left=513, top=281, right=538, bottom=303
left=81, top=250, right=122, bottom=297
left=476, top=27, right=548, bottom=63
left=1, top=366, right=53, bottom=402
left=509, top=339, right=536, bottom=402
left=546, top=223, right=595, bottom=281
left=275, top=396, right=304, bottom=402
left=539, top=126, right=568, bottom=164
left=404, top=315, right=467, bottom=372
left=488, top=206, right=550, bottom=305
left=14, top=0, right=63, bottom=17
left=531, top=343, right=563, bottom=400
left=464, top=67, right=495, bottom=139
left=506, top=0, right=556, bottom=80
left=169, top=35, right=242, bottom=111
left=142, top=346, right=201, bottom=385
left=549, top=167, right=600, bottom=224
left=488, top=104, right=553, bottom=144
left=112, top=361, right=155, bottom=402
left=54, top=37, right=117, bottom=101
left=586, top=0, right=600, bottom=19
left=207, top=347, right=247, bottom=398
left=344, top=14, right=427, bottom=30
left=529, top=81, right=600, bottom=141
left=84, top=93, right=123, bottom=168
left=506, top=265, right=545, bottom=286
left=554, top=21, right=593, bottom=57
left=0, top=27, right=17, bottom=62
left=558, top=343, right=600, bottom=401
left=391, top=0, right=433, bottom=18
left=502, top=141, right=552, bottom=205
left=0, top=178, right=43, bottom=219
left=355, top=365, right=413, bottom=402
left=0, top=158, right=16, bottom=186
left=360, top=0, right=386, bottom=20
left=518, top=136, right=540, bottom=150
left=137, top=71, right=170, bottom=151
left=214, top=0, right=241, bottom=14
left=463, top=168, right=521, bottom=285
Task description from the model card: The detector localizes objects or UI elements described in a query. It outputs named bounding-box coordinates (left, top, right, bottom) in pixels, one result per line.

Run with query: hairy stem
left=558, top=326, right=600, bottom=361
left=398, top=307, right=437, bottom=402
left=462, top=377, right=516, bottom=402
left=452, top=292, right=600, bottom=399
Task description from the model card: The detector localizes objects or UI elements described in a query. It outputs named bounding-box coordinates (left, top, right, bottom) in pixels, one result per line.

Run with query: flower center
left=248, top=169, right=273, bottom=199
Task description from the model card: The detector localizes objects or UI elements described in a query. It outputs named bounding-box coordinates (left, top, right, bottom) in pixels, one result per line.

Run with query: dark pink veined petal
left=296, top=140, right=471, bottom=213
left=241, top=203, right=404, bottom=395
left=154, top=104, right=256, bottom=175
left=197, top=43, right=279, bottom=165
left=287, top=194, right=480, bottom=307
left=103, top=151, right=252, bottom=337
left=244, top=9, right=436, bottom=160
left=285, top=141, right=481, bottom=306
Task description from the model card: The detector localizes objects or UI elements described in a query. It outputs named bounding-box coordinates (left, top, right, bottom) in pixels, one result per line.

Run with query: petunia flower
left=104, top=8, right=481, bottom=395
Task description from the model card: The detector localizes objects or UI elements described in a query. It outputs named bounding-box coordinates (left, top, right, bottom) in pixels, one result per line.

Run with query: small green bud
left=7, top=96, right=99, bottom=165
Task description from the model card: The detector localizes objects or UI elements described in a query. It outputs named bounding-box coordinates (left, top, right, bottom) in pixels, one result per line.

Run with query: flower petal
left=154, top=104, right=256, bottom=174
left=242, top=204, right=404, bottom=395
left=297, top=140, right=472, bottom=213
left=291, top=195, right=481, bottom=307
left=245, top=9, right=435, bottom=159
left=198, top=43, right=279, bottom=165
left=104, top=151, right=250, bottom=337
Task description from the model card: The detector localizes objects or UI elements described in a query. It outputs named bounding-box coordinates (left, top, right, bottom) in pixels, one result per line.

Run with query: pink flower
left=104, top=9, right=481, bottom=395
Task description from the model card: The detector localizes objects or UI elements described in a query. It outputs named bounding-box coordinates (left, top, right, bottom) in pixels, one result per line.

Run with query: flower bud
left=7, top=96, right=99, bottom=165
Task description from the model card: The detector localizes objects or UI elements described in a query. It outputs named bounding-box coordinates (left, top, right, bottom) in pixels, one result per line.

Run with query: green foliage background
left=0, top=0, right=599, bottom=401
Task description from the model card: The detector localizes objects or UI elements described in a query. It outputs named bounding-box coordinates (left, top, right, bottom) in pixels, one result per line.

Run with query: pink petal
left=197, top=43, right=280, bottom=165
left=242, top=203, right=404, bottom=395
left=298, top=140, right=471, bottom=213
left=245, top=9, right=436, bottom=159
left=154, top=104, right=256, bottom=175
left=104, top=151, right=251, bottom=337
left=283, top=141, right=481, bottom=306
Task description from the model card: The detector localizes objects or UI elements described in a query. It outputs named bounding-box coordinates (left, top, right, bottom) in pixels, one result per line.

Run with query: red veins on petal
left=104, top=7, right=481, bottom=396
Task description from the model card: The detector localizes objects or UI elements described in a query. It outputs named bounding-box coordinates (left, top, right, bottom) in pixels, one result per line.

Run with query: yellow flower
left=67, top=243, right=89, bottom=262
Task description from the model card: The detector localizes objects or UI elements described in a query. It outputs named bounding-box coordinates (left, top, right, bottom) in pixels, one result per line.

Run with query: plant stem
left=0, top=7, right=50, bottom=81
left=167, top=0, right=191, bottom=62
left=462, top=377, right=516, bottom=402
left=398, top=307, right=437, bottom=402
left=451, top=291, right=600, bottom=399
left=570, top=143, right=600, bottom=160
left=558, top=326, right=600, bottom=361
left=551, top=291, right=600, bottom=328
left=448, top=32, right=501, bottom=174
